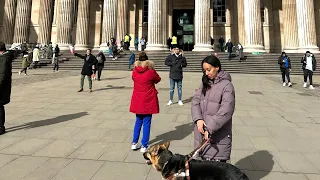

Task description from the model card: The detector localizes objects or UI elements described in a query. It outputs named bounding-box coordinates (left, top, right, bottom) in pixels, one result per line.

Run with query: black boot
left=0, top=126, right=6, bottom=135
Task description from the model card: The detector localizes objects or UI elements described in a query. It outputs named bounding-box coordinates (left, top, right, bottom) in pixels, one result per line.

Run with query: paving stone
left=0, top=136, right=24, bottom=150
left=99, top=142, right=131, bottom=161
left=68, top=141, right=111, bottom=160
left=0, top=154, right=20, bottom=168
left=0, top=138, right=53, bottom=155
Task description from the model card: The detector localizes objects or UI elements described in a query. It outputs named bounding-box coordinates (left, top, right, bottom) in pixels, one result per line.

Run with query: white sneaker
left=178, top=101, right=184, bottom=106
left=309, top=85, right=315, bottom=90
left=24, top=74, right=27, bottom=76
left=303, top=82, right=307, bottom=88
left=283, top=82, right=286, bottom=86
left=131, top=143, right=138, bottom=150
left=167, top=100, right=173, bottom=106
left=140, top=147, right=147, bottom=153
left=288, top=82, right=292, bottom=87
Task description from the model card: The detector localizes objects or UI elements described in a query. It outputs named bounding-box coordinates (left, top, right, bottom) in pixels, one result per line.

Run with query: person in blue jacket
left=129, top=51, right=136, bottom=70
left=278, top=52, right=292, bottom=87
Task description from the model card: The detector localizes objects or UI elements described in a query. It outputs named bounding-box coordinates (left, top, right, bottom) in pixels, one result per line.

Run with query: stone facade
left=1, top=0, right=320, bottom=52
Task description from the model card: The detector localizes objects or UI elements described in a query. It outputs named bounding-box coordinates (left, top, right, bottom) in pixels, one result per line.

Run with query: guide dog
left=143, top=141, right=249, bottom=180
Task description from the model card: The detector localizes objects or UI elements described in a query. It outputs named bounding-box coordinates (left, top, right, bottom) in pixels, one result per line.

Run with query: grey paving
left=1, top=69, right=320, bottom=179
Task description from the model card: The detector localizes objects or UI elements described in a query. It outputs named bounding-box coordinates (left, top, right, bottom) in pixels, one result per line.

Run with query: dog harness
left=166, top=138, right=210, bottom=180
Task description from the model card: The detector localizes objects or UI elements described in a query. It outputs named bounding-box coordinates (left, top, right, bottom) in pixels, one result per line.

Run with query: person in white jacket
left=32, top=46, right=40, bottom=69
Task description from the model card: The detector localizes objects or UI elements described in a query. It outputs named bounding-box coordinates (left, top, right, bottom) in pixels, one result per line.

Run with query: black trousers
left=281, top=68, right=291, bottom=83
left=304, top=69, right=313, bottom=85
left=53, top=63, right=59, bottom=71
left=97, top=65, right=103, bottom=80
left=0, top=105, right=5, bottom=127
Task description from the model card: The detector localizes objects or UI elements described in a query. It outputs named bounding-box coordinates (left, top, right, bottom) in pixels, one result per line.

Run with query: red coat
left=130, top=60, right=161, bottom=114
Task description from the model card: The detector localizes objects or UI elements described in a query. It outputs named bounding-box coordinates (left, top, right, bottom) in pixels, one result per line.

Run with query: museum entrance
left=172, top=9, right=194, bottom=51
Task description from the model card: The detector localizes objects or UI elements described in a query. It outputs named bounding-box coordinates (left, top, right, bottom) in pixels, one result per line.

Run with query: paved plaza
left=1, top=69, right=320, bottom=180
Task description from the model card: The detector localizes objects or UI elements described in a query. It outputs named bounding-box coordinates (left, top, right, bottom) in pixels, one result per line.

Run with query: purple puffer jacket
left=191, top=70, right=235, bottom=160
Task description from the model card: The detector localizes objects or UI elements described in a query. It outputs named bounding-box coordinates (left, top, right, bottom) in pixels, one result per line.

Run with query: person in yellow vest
left=124, top=34, right=131, bottom=50
left=171, top=36, right=177, bottom=48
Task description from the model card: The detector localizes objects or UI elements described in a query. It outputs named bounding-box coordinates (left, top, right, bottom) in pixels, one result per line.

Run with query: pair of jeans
left=132, top=114, right=152, bottom=148
left=170, top=79, right=182, bottom=101
left=281, top=68, right=291, bottom=83
left=0, top=105, right=5, bottom=128
left=80, top=75, right=92, bottom=89
left=20, top=67, right=27, bottom=74
left=304, top=69, right=313, bottom=85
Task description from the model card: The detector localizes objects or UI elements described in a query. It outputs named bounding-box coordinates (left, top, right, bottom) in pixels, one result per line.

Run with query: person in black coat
left=278, top=52, right=292, bottom=87
left=165, top=47, right=187, bottom=106
left=73, top=49, right=98, bottom=92
left=0, top=42, right=16, bottom=135
left=226, top=39, right=234, bottom=60
left=301, top=51, right=317, bottom=89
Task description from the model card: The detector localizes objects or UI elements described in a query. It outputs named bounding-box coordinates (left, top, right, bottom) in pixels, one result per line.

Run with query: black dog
left=143, top=141, right=249, bottom=180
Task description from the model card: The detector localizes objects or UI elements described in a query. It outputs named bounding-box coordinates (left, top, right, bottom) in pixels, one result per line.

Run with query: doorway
left=172, top=9, right=195, bottom=51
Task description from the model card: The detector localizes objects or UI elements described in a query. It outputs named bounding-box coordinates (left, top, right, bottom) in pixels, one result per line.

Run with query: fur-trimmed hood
left=134, top=60, right=155, bottom=73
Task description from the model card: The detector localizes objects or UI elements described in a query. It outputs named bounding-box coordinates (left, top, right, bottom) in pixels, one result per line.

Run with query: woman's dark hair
left=281, top=52, right=286, bottom=56
left=139, top=52, right=148, bottom=61
left=0, top=42, right=6, bottom=51
left=201, top=55, right=221, bottom=96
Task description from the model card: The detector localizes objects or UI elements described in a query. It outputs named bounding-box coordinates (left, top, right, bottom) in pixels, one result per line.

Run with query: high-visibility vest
left=171, top=36, right=177, bottom=45
left=124, top=35, right=130, bottom=42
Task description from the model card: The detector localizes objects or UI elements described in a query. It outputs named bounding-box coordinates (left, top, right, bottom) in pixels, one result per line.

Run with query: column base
left=58, top=43, right=72, bottom=50
left=243, top=45, right=266, bottom=53
left=145, top=44, right=166, bottom=51
left=99, top=43, right=109, bottom=50
left=298, top=46, right=320, bottom=53
left=193, top=44, right=214, bottom=52
left=74, top=44, right=90, bottom=50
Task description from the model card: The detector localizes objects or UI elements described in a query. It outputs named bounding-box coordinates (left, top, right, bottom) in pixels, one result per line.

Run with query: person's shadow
left=149, top=123, right=194, bottom=145
left=234, top=150, right=274, bottom=180
left=6, top=112, right=88, bottom=133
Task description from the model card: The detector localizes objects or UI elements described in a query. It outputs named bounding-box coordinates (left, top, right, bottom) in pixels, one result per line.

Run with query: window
left=143, top=0, right=148, bottom=24
left=213, top=0, right=226, bottom=23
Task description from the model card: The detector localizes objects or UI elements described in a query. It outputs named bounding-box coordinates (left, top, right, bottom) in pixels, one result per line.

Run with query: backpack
left=97, top=56, right=104, bottom=63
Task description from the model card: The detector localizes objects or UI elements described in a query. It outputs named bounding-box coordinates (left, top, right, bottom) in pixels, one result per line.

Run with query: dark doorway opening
left=172, top=9, right=195, bottom=51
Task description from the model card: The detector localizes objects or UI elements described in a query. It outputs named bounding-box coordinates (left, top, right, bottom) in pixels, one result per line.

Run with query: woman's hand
left=196, top=120, right=206, bottom=134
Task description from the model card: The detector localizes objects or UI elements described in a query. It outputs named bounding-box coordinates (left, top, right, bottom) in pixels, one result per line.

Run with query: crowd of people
left=0, top=39, right=318, bottom=165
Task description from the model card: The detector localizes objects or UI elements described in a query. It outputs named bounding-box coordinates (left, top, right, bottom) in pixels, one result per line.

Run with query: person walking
left=73, top=49, right=98, bottom=92
left=52, top=44, right=60, bottom=72
left=301, top=51, right=317, bottom=89
left=226, top=39, right=233, bottom=60
left=130, top=52, right=161, bottom=153
left=278, top=52, right=292, bottom=87
left=165, top=47, right=187, bottom=106
left=191, top=55, right=235, bottom=162
left=128, top=51, right=135, bottom=70
left=96, top=51, right=106, bottom=81
left=0, top=42, right=16, bottom=135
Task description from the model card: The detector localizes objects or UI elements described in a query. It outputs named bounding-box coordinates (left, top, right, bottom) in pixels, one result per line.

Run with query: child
left=129, top=52, right=161, bottom=152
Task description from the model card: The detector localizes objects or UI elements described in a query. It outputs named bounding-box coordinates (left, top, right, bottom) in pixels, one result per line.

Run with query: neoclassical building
left=1, top=0, right=320, bottom=52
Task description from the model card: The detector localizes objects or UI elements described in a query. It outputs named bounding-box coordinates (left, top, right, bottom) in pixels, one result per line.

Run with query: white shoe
left=303, top=82, right=307, bottom=88
left=309, top=85, right=315, bottom=90
left=283, top=82, right=286, bottom=86
left=131, top=143, right=138, bottom=150
left=288, top=82, right=292, bottom=87
left=140, top=147, right=147, bottom=153
left=18, top=71, right=21, bottom=75
left=178, top=101, right=184, bottom=106
left=167, top=100, right=173, bottom=106
left=24, top=74, right=27, bottom=76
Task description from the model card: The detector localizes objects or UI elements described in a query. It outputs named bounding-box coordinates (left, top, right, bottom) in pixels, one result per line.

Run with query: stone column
left=38, top=0, right=54, bottom=45
left=243, top=0, right=265, bottom=52
left=128, top=0, right=136, bottom=50
left=296, top=0, right=319, bottom=52
left=193, top=0, right=213, bottom=52
left=237, top=0, right=245, bottom=46
left=75, top=0, right=91, bottom=50
left=116, top=0, right=128, bottom=46
left=283, top=0, right=298, bottom=52
left=145, top=0, right=166, bottom=50
left=1, top=0, right=17, bottom=45
left=56, top=0, right=74, bottom=50
left=13, top=0, right=32, bottom=45
left=100, top=0, right=118, bottom=49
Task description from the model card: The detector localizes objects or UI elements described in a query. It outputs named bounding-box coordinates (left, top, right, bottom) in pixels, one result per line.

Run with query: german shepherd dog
left=143, top=141, right=249, bottom=180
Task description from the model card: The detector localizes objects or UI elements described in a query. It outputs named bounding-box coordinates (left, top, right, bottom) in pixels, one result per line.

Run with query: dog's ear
left=151, top=145, right=161, bottom=156
left=161, top=141, right=170, bottom=149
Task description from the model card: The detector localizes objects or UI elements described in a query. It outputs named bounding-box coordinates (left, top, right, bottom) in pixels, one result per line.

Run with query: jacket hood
left=214, top=70, right=232, bottom=84
left=134, top=60, right=155, bottom=73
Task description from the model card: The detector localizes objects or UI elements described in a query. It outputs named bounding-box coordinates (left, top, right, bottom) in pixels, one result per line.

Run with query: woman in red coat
left=130, top=52, right=161, bottom=152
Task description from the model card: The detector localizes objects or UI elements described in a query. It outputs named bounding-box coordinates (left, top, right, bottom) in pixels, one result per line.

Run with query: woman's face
left=203, top=62, right=219, bottom=80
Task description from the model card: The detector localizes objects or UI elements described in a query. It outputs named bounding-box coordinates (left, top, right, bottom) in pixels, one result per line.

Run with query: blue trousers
left=132, top=114, right=152, bottom=148
left=170, top=79, right=182, bottom=101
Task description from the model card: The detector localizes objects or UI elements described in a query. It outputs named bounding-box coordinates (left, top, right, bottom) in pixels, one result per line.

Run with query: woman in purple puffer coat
left=191, top=55, right=235, bottom=162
